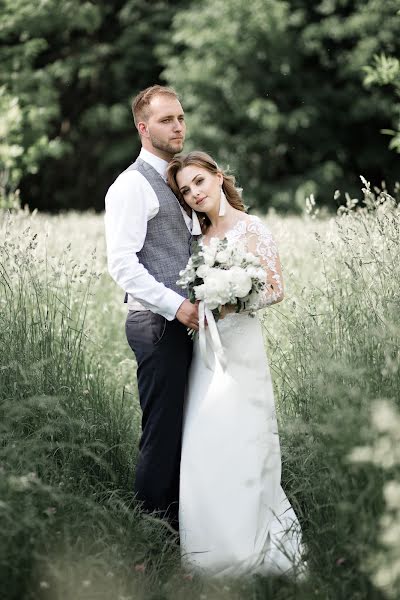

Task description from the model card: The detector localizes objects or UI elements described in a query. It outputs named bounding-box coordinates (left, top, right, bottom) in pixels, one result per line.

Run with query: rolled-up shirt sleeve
left=104, top=170, right=186, bottom=321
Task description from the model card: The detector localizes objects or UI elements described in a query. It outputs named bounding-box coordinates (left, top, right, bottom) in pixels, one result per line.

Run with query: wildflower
left=133, top=563, right=146, bottom=573
left=384, top=481, right=400, bottom=510
left=39, top=581, right=50, bottom=589
left=44, top=507, right=57, bottom=516
left=8, top=472, right=38, bottom=491
left=371, top=400, right=400, bottom=434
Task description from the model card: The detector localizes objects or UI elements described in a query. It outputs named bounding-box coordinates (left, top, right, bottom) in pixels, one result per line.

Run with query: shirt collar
left=139, top=148, right=169, bottom=181
left=139, top=147, right=201, bottom=234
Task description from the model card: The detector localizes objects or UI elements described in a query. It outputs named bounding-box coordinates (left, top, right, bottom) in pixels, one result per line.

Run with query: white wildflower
left=372, top=400, right=400, bottom=434
left=384, top=481, right=400, bottom=510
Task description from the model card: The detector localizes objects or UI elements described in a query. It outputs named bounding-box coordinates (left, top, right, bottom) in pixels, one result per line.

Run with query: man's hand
left=176, top=299, right=199, bottom=330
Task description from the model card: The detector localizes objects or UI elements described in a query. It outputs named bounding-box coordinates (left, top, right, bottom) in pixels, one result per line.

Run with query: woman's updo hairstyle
left=166, top=151, right=246, bottom=232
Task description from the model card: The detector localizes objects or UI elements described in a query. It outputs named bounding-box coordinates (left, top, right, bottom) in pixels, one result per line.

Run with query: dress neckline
left=201, top=215, right=255, bottom=246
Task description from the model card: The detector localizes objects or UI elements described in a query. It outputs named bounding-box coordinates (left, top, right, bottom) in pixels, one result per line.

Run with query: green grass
left=0, top=181, right=399, bottom=599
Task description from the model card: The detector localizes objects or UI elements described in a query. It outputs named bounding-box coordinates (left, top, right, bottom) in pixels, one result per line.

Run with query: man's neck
left=141, top=144, right=173, bottom=163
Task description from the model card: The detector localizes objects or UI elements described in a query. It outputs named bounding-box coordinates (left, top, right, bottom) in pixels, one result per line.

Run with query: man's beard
left=149, top=133, right=184, bottom=157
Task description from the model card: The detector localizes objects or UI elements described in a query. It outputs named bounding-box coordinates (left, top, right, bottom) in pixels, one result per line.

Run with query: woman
left=166, top=152, right=304, bottom=577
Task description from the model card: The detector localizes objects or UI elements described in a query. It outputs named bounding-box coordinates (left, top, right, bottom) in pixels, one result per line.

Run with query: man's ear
left=137, top=121, right=148, bottom=137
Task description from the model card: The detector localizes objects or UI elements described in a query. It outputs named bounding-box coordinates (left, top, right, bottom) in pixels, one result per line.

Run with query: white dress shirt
left=104, top=148, right=201, bottom=321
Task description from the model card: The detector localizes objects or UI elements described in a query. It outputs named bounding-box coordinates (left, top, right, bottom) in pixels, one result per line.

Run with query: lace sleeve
left=245, top=217, right=284, bottom=310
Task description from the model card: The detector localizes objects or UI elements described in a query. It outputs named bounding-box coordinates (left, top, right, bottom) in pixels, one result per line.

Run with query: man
left=104, top=85, right=199, bottom=530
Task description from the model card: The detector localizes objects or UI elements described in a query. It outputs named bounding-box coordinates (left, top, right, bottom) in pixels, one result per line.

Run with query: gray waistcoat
left=125, top=157, right=192, bottom=298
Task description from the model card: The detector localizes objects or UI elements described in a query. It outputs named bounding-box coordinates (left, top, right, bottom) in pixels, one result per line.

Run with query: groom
left=104, top=85, right=199, bottom=530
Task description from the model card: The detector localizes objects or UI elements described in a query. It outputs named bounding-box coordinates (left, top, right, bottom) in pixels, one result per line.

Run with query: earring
left=191, top=209, right=202, bottom=235
left=219, top=188, right=227, bottom=217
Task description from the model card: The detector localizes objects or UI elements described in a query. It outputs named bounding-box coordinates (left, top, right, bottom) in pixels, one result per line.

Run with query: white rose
left=196, top=264, right=211, bottom=279
left=255, top=267, right=266, bottom=281
left=245, top=252, right=260, bottom=266
left=194, top=284, right=206, bottom=300
left=246, top=266, right=265, bottom=281
left=202, top=248, right=216, bottom=266
left=203, top=269, right=231, bottom=307
left=215, top=249, right=230, bottom=264
left=246, top=266, right=258, bottom=279
left=232, top=247, right=246, bottom=266
left=229, top=266, right=252, bottom=298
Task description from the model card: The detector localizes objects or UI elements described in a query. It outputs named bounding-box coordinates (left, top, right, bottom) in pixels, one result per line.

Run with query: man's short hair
left=131, top=85, right=180, bottom=128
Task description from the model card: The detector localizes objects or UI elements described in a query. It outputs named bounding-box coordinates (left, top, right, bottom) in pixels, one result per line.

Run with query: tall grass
left=0, top=210, right=172, bottom=599
left=265, top=179, right=400, bottom=598
left=1, top=181, right=399, bottom=599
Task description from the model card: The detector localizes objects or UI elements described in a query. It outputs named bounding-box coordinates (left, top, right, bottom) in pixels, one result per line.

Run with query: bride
left=166, top=151, right=304, bottom=578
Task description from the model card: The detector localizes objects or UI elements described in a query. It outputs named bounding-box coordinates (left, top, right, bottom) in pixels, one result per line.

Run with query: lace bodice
left=204, top=215, right=284, bottom=311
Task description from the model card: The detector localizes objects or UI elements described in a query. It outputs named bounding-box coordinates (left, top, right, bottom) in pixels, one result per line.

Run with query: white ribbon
left=198, top=300, right=227, bottom=371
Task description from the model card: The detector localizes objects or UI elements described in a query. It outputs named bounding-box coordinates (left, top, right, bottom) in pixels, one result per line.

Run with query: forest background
left=1, top=0, right=399, bottom=214
left=2, top=2, right=400, bottom=600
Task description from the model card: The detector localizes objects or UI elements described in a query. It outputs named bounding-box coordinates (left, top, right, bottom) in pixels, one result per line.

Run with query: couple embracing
left=105, top=85, right=304, bottom=577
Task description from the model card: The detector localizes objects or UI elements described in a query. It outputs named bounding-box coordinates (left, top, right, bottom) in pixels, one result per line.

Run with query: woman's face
left=176, top=165, right=223, bottom=214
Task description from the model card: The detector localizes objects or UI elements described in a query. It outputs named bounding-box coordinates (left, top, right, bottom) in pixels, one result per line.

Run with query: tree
left=0, top=1, right=102, bottom=204
left=0, top=0, right=187, bottom=211
left=364, top=53, right=400, bottom=154
left=159, top=0, right=400, bottom=211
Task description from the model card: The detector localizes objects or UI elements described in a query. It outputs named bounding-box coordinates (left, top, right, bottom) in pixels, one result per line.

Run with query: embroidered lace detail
left=217, top=312, right=248, bottom=337
left=226, top=216, right=283, bottom=310
left=226, top=219, right=247, bottom=242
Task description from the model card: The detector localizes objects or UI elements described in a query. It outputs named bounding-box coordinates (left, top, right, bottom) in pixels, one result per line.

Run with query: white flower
left=372, top=400, right=400, bottom=434
left=209, top=238, right=220, bottom=249
left=384, top=481, right=400, bottom=510
left=194, top=283, right=206, bottom=300
left=247, top=265, right=265, bottom=280
left=196, top=264, right=211, bottom=278
left=194, top=268, right=232, bottom=308
left=216, top=249, right=230, bottom=264
left=205, top=269, right=231, bottom=301
left=245, top=252, right=260, bottom=266
left=229, top=266, right=252, bottom=298
left=230, top=241, right=246, bottom=266
left=203, top=250, right=216, bottom=267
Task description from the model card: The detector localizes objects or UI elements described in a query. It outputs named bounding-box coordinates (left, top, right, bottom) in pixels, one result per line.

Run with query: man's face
left=140, top=95, right=186, bottom=160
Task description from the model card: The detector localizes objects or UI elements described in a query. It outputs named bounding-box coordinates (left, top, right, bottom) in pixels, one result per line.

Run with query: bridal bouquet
left=177, top=237, right=265, bottom=318
left=177, top=238, right=266, bottom=370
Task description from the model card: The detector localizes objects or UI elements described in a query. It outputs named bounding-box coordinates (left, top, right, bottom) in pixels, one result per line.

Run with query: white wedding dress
left=179, top=215, right=304, bottom=577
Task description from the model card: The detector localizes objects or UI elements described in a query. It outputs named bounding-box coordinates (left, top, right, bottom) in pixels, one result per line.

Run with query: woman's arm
left=245, top=217, right=284, bottom=309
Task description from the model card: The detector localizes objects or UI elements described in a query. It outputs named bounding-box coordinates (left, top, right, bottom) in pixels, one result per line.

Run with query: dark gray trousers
left=125, top=310, right=192, bottom=529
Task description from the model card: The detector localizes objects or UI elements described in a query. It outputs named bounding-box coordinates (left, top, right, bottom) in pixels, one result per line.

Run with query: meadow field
left=1, top=181, right=399, bottom=600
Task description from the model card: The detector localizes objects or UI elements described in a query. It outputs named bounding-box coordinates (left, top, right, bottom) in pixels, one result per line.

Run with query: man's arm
left=104, top=169, right=187, bottom=321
